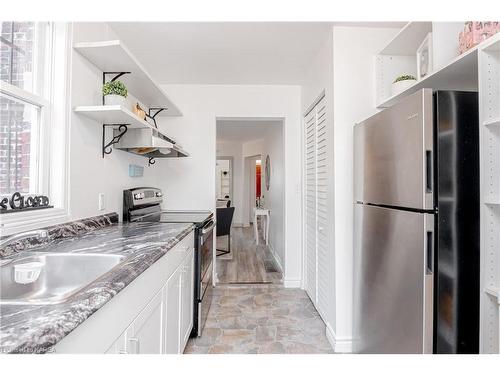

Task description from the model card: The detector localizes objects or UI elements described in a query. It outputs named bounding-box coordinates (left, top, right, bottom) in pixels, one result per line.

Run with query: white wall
left=69, top=23, right=159, bottom=221
left=331, top=26, right=399, bottom=351
left=260, top=125, right=285, bottom=268
left=155, top=85, right=302, bottom=286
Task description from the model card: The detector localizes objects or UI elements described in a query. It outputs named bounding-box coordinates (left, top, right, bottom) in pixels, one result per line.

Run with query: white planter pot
left=391, top=80, right=416, bottom=96
left=104, top=94, right=126, bottom=106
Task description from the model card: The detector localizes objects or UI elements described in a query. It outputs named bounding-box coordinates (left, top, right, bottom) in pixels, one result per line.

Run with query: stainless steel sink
left=0, top=253, right=126, bottom=305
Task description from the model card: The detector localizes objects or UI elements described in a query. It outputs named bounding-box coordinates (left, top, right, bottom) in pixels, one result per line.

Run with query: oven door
left=199, top=220, right=215, bottom=284
left=197, top=220, right=215, bottom=336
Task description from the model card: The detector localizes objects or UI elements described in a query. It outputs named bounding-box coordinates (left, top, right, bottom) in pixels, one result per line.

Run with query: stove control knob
left=134, top=193, right=144, bottom=200
left=156, top=192, right=162, bottom=197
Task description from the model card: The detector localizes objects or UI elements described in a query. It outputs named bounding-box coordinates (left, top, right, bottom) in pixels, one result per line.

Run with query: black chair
left=216, top=206, right=235, bottom=257
left=216, top=199, right=231, bottom=208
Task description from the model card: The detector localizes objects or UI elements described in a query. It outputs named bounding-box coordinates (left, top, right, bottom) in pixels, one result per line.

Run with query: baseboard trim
left=283, top=278, right=301, bottom=288
left=268, top=242, right=283, bottom=273
left=325, top=323, right=353, bottom=353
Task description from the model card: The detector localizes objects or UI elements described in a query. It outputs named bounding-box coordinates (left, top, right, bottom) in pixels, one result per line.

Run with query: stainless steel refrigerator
left=353, top=89, right=479, bottom=354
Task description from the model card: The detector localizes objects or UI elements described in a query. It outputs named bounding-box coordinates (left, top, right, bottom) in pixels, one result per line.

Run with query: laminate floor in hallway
left=216, top=224, right=282, bottom=284
left=184, top=285, right=334, bottom=354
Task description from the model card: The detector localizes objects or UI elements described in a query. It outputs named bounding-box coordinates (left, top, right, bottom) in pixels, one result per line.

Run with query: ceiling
left=110, top=22, right=333, bottom=85
left=109, top=22, right=396, bottom=85
left=217, top=119, right=283, bottom=142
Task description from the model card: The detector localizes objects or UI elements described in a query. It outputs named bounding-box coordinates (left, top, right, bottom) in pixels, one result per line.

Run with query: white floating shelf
left=74, top=105, right=178, bottom=144
left=74, top=105, right=156, bottom=129
left=74, top=40, right=181, bottom=116
left=378, top=47, right=478, bottom=108
left=379, top=22, right=432, bottom=55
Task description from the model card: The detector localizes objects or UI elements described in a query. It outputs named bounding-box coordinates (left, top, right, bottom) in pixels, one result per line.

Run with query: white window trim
left=0, top=23, right=72, bottom=236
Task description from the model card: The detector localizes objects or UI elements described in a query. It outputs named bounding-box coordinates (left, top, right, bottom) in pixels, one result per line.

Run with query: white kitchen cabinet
left=164, top=267, right=181, bottom=353
left=180, top=251, right=194, bottom=350
left=163, top=247, right=194, bottom=354
left=104, top=330, right=127, bottom=354
left=127, top=288, right=164, bottom=354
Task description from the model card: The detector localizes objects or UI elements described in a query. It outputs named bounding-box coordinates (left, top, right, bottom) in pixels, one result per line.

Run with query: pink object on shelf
left=459, top=21, right=500, bottom=54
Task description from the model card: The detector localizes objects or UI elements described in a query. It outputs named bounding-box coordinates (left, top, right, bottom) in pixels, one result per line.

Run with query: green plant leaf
left=394, top=74, right=417, bottom=83
left=102, top=80, right=128, bottom=97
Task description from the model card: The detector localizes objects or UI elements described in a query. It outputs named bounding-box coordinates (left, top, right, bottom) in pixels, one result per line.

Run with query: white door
left=315, top=97, right=329, bottom=318
left=303, top=94, right=329, bottom=317
left=304, top=105, right=317, bottom=304
left=180, top=250, right=195, bottom=350
left=165, top=268, right=182, bottom=354
left=127, top=288, right=164, bottom=354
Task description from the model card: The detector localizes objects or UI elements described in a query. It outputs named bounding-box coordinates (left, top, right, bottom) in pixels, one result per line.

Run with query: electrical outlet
left=98, top=193, right=105, bottom=211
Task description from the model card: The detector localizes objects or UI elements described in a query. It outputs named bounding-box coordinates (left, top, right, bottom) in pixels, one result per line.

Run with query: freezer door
left=354, top=89, right=434, bottom=210
left=353, top=204, right=434, bottom=353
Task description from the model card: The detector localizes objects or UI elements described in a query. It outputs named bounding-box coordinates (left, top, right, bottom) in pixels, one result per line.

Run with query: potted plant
left=102, top=80, right=128, bottom=106
left=391, top=74, right=417, bottom=96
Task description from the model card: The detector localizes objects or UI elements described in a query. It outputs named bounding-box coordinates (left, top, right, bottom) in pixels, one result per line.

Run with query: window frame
left=0, top=22, right=71, bottom=236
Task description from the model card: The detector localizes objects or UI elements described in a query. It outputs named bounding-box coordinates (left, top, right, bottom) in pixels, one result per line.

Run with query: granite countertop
left=0, top=219, right=194, bottom=354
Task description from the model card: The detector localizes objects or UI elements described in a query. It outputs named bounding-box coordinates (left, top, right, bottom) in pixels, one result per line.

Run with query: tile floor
left=184, top=285, right=334, bottom=354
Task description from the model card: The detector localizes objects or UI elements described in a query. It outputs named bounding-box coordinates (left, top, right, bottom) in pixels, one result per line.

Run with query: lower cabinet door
left=180, top=250, right=194, bottom=351
left=127, top=288, right=164, bottom=354
left=164, top=269, right=182, bottom=354
left=105, top=330, right=128, bottom=354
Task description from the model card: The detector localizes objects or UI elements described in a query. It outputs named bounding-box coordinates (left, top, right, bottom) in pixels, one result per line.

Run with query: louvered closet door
left=304, top=107, right=317, bottom=303
left=315, top=98, right=328, bottom=318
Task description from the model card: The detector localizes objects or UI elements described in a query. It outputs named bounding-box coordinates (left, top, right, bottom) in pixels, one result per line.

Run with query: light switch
left=98, top=193, right=105, bottom=211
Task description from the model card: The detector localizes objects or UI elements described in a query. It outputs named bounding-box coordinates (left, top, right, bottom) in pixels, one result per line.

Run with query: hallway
left=216, top=225, right=282, bottom=284
left=184, top=285, right=333, bottom=354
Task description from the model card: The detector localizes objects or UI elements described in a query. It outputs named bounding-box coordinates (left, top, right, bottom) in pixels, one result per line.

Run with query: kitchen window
left=0, top=22, right=70, bottom=234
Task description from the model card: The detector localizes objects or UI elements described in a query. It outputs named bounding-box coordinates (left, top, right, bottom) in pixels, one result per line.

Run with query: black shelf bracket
left=148, top=157, right=156, bottom=166
left=102, top=124, right=128, bottom=158
left=102, top=72, right=131, bottom=105
left=145, top=107, right=167, bottom=129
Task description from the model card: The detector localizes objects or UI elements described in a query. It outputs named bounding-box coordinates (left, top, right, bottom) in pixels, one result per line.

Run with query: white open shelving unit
left=375, top=22, right=473, bottom=108
left=73, top=38, right=187, bottom=160
left=479, top=35, right=500, bottom=354
left=374, top=24, right=500, bottom=353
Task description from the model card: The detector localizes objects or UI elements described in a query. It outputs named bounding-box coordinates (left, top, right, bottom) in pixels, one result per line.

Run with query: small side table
left=253, top=208, right=270, bottom=245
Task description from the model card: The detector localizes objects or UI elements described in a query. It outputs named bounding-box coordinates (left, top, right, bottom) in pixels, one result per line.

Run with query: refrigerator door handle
left=426, top=230, right=433, bottom=275
left=425, top=150, right=433, bottom=194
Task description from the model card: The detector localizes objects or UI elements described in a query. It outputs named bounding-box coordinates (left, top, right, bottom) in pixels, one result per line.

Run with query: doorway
left=215, top=117, right=285, bottom=284
left=245, top=154, right=262, bottom=224
left=216, top=157, right=233, bottom=204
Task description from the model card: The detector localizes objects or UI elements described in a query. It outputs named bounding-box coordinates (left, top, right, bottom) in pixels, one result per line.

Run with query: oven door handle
left=201, top=221, right=216, bottom=235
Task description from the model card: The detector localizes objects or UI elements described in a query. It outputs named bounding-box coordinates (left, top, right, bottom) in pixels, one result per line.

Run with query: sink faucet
left=0, top=229, right=50, bottom=249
